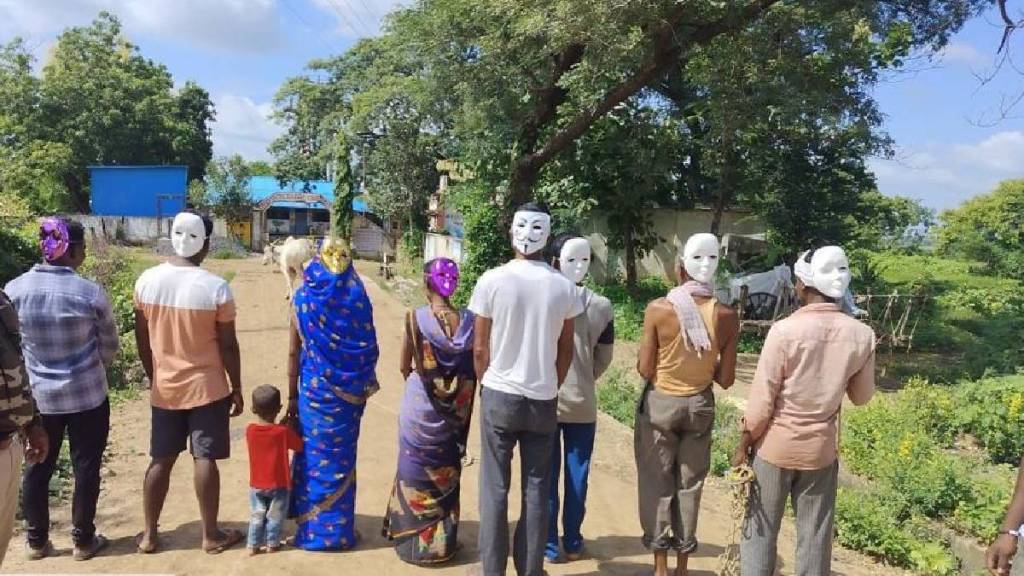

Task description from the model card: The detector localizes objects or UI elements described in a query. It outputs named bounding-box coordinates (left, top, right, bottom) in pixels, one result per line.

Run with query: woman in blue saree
left=382, top=258, right=476, bottom=564
left=286, top=238, right=379, bottom=551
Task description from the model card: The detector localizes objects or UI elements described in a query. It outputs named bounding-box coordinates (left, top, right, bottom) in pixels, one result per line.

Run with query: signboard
left=256, top=192, right=330, bottom=211
left=268, top=219, right=290, bottom=235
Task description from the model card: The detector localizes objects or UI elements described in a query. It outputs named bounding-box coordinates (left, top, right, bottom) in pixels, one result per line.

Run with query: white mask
left=681, top=233, right=720, bottom=284
left=558, top=238, right=591, bottom=285
left=810, top=246, right=851, bottom=299
left=510, top=210, right=551, bottom=256
left=170, top=212, right=207, bottom=259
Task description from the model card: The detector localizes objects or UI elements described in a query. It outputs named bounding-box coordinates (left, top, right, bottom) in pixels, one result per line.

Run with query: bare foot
left=249, top=547, right=262, bottom=556
left=675, top=552, right=690, bottom=576
left=135, top=532, right=158, bottom=554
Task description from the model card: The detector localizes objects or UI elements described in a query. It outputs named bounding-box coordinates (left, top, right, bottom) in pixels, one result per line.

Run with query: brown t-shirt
left=134, top=263, right=236, bottom=410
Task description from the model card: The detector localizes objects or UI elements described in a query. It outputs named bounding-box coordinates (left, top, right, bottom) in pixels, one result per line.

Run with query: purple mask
left=426, top=258, right=459, bottom=298
left=39, top=217, right=70, bottom=263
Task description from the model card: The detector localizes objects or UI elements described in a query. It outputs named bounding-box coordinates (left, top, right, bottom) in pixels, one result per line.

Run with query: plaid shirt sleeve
left=93, top=288, right=120, bottom=368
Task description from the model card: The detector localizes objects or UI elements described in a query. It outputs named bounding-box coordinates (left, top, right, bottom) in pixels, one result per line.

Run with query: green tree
left=0, top=13, right=215, bottom=213
left=248, top=160, right=275, bottom=176
left=205, top=155, right=254, bottom=221
left=937, top=179, right=1024, bottom=278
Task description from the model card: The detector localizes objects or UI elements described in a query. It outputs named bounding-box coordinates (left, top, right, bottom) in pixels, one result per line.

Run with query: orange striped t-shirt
left=134, top=263, right=236, bottom=410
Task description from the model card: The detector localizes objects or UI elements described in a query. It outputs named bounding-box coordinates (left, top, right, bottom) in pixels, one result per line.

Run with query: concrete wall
left=580, top=209, right=765, bottom=283
left=73, top=215, right=229, bottom=245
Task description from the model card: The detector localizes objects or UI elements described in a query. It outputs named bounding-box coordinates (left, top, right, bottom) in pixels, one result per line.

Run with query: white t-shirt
left=469, top=259, right=584, bottom=400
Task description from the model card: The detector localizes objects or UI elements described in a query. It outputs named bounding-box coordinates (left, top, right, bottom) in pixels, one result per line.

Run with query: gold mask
left=320, top=237, right=352, bottom=275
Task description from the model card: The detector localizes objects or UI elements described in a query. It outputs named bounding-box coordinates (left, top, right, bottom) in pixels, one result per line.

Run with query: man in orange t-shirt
left=133, top=212, right=245, bottom=555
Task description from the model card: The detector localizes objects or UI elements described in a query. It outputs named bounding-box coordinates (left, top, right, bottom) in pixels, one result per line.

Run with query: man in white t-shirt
left=469, top=203, right=583, bottom=576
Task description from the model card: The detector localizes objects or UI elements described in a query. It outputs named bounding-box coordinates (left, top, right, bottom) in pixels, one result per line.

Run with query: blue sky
left=1, top=1, right=1022, bottom=211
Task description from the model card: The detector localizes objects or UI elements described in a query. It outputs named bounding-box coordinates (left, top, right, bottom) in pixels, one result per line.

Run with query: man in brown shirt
left=733, top=246, right=875, bottom=576
left=635, top=234, right=739, bottom=576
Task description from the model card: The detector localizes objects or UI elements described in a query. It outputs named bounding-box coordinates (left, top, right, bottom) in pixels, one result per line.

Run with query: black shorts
left=150, top=396, right=231, bottom=460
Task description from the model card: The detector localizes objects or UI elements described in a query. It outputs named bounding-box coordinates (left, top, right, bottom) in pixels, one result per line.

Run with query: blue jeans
left=546, top=422, right=596, bottom=560
left=248, top=487, right=289, bottom=549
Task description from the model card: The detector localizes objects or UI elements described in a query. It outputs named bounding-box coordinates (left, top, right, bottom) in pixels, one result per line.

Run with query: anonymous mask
left=171, top=212, right=207, bottom=259
left=810, top=246, right=851, bottom=299
left=558, top=238, right=591, bottom=285
left=510, top=210, right=551, bottom=256
left=681, top=233, right=720, bottom=284
left=320, top=236, right=352, bottom=275
left=426, top=258, right=460, bottom=298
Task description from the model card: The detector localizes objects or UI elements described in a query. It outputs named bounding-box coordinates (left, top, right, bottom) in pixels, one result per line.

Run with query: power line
left=281, top=0, right=341, bottom=54
left=323, top=0, right=376, bottom=39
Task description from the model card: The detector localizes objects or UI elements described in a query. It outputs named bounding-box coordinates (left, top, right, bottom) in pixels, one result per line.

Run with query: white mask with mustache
left=510, top=210, right=551, bottom=256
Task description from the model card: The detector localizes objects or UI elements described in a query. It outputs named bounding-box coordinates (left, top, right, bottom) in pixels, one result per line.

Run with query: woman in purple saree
left=382, top=258, right=476, bottom=564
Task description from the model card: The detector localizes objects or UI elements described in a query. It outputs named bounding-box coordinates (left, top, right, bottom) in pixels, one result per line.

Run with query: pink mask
left=426, top=258, right=459, bottom=298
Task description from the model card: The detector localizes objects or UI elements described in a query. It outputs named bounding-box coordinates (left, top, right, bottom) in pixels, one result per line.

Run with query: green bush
left=210, top=249, right=243, bottom=260
left=590, top=277, right=669, bottom=342
left=80, top=243, right=145, bottom=391
left=0, top=222, right=37, bottom=286
left=953, top=376, right=1024, bottom=465
left=710, top=399, right=741, bottom=477
left=835, top=488, right=958, bottom=575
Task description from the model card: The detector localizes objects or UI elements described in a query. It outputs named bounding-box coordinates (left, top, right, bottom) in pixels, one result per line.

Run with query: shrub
left=210, top=249, right=243, bottom=260
left=0, top=222, right=37, bottom=286
left=953, top=376, right=1024, bottom=465
left=710, top=399, right=741, bottom=477
left=80, top=243, right=145, bottom=391
left=596, top=367, right=640, bottom=427
left=590, top=277, right=669, bottom=342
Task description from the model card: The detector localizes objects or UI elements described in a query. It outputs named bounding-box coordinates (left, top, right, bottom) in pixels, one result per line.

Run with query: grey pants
left=740, top=456, right=838, bottom=576
left=634, top=385, right=715, bottom=554
left=479, top=387, right=557, bottom=576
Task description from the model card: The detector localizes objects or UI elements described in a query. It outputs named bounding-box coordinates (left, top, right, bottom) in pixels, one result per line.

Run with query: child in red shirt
left=246, top=385, right=302, bottom=555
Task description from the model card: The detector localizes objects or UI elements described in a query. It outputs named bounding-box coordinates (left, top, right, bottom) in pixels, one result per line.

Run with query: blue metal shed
left=89, top=165, right=188, bottom=217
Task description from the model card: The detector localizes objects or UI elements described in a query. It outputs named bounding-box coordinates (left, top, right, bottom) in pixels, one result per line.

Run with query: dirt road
left=2, top=257, right=906, bottom=575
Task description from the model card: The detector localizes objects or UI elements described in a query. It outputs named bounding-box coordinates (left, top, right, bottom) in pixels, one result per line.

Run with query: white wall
left=72, top=215, right=229, bottom=244
left=580, top=209, right=765, bottom=283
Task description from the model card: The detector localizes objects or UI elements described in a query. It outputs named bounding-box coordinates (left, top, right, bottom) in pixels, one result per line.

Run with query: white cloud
left=310, top=0, right=411, bottom=38
left=939, top=41, right=988, bottom=69
left=0, top=0, right=284, bottom=54
left=871, top=131, right=1024, bottom=210
left=210, top=94, right=284, bottom=161
left=953, top=131, right=1024, bottom=172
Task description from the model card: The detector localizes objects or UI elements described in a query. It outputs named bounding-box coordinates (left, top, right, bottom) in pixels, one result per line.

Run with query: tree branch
left=510, top=0, right=782, bottom=201
left=998, top=0, right=1018, bottom=54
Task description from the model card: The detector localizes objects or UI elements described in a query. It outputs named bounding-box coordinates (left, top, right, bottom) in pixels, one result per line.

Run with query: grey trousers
left=634, top=385, right=715, bottom=554
left=740, top=456, right=839, bottom=576
left=479, top=387, right=558, bottom=576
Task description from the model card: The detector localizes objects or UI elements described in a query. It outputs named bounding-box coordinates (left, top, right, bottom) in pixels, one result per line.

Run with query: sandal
left=204, top=528, right=245, bottom=555
left=74, top=534, right=109, bottom=561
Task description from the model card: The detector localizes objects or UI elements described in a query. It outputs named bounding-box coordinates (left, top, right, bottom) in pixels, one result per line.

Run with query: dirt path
left=2, top=257, right=906, bottom=576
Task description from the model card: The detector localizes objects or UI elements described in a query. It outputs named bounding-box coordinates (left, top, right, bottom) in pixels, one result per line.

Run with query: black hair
left=514, top=201, right=550, bottom=215
left=548, top=232, right=581, bottom=263
left=251, top=385, right=282, bottom=415
left=802, top=248, right=817, bottom=264
left=183, top=209, right=215, bottom=238
left=65, top=220, right=85, bottom=244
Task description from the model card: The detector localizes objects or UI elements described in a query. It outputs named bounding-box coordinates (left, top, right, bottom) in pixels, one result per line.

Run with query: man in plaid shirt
left=5, top=218, right=118, bottom=562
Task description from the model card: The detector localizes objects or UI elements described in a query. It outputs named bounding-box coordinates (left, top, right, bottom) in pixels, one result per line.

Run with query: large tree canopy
left=0, top=12, right=215, bottom=213
left=271, top=0, right=984, bottom=273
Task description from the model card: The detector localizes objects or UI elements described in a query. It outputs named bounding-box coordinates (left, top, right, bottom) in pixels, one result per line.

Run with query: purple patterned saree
left=383, top=306, right=476, bottom=564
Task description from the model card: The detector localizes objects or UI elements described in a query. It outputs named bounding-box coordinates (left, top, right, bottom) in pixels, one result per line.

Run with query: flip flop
left=74, top=534, right=110, bottom=561
left=204, top=528, right=244, bottom=555
left=135, top=532, right=158, bottom=555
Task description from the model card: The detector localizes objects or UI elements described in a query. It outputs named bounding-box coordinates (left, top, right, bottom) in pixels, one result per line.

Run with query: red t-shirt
left=246, top=423, right=303, bottom=490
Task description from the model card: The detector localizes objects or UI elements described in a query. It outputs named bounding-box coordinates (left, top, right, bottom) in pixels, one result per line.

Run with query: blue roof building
left=89, top=165, right=188, bottom=217
left=247, top=176, right=369, bottom=213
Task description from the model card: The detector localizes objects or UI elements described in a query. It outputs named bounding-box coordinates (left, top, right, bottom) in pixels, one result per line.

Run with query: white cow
left=279, top=236, right=316, bottom=300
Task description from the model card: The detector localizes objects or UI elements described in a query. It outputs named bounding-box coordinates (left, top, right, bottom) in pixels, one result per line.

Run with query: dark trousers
left=23, top=399, right=110, bottom=548
left=478, top=387, right=557, bottom=576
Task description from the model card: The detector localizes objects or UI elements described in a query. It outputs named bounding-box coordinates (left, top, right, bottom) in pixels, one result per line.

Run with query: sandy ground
left=1, top=257, right=907, bottom=576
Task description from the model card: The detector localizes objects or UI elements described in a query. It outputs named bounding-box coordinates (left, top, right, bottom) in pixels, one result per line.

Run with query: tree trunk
left=624, top=227, right=637, bottom=292
left=710, top=185, right=729, bottom=236
left=66, top=173, right=88, bottom=214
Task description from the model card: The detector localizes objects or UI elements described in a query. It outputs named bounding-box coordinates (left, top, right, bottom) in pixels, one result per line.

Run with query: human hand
left=24, top=424, right=49, bottom=465
left=281, top=397, right=299, bottom=425
left=731, top=442, right=751, bottom=469
left=229, top=389, right=244, bottom=418
left=987, top=533, right=1018, bottom=575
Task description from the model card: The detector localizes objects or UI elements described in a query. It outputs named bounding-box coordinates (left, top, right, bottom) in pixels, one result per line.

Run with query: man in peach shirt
left=732, top=246, right=875, bottom=576
left=133, top=212, right=245, bottom=554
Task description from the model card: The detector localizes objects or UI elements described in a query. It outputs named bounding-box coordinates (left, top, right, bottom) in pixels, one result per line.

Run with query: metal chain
left=718, top=464, right=755, bottom=576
